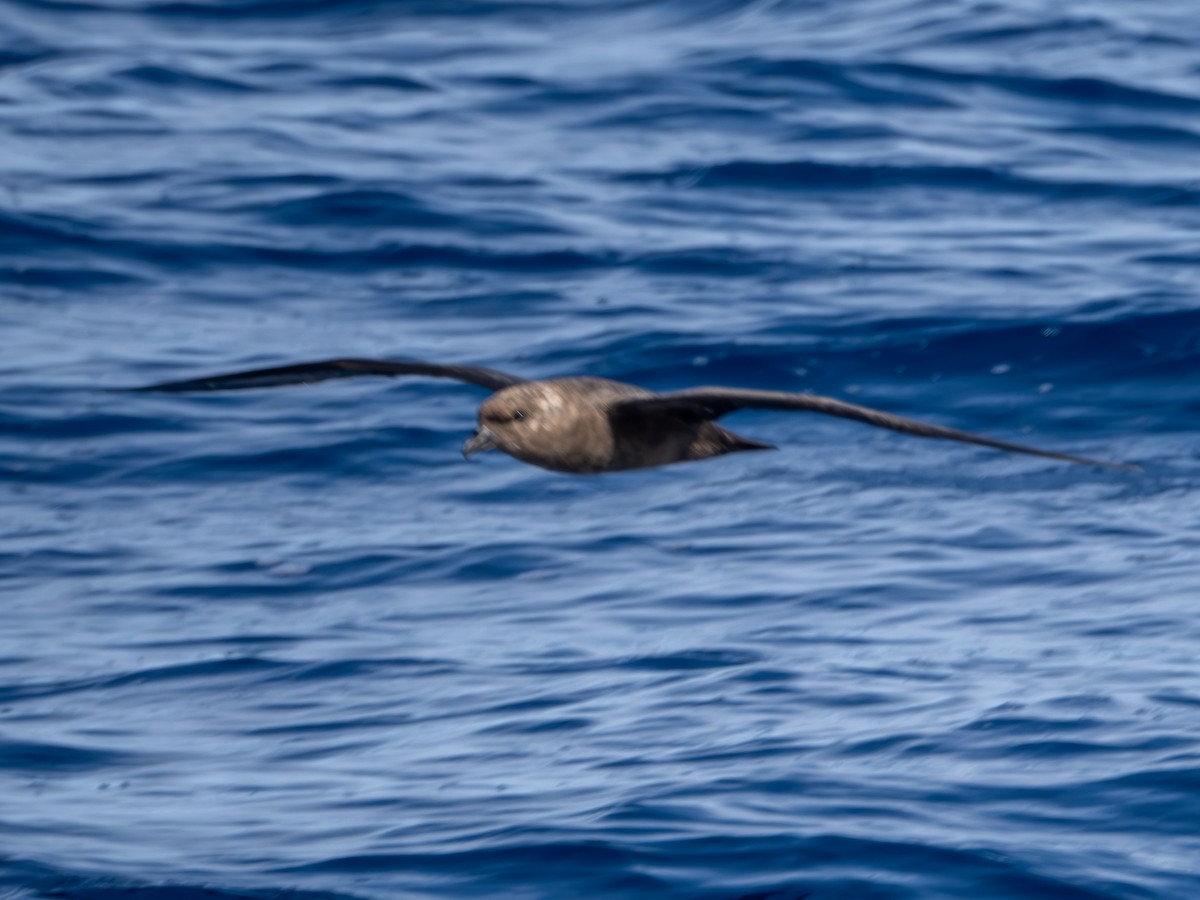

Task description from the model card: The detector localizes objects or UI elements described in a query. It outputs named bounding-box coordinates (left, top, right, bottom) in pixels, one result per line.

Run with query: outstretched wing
left=615, top=386, right=1137, bottom=471
left=127, top=357, right=526, bottom=394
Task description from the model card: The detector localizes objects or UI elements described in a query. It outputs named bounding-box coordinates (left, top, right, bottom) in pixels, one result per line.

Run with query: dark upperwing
left=615, top=386, right=1139, bottom=471
left=127, top=357, right=526, bottom=394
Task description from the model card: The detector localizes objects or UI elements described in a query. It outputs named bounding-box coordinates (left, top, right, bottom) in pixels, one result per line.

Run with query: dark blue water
left=3, top=1, right=1200, bottom=897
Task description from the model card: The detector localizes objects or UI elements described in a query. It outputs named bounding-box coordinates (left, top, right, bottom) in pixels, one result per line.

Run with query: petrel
left=130, top=357, right=1136, bottom=473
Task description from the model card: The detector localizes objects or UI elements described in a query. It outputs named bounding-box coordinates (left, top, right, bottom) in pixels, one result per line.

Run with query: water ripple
left=4, top=0, right=1200, bottom=898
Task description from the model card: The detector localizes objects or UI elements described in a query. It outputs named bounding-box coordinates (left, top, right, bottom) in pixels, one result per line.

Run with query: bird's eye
left=483, top=408, right=527, bottom=425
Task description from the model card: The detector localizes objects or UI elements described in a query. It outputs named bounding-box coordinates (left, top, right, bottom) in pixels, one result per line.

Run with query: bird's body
left=128, top=356, right=1136, bottom=473
left=473, top=377, right=773, bottom=473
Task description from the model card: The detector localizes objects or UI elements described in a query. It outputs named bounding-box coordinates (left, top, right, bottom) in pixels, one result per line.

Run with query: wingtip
left=1075, top=455, right=1142, bottom=473
left=118, top=380, right=204, bottom=393
left=110, top=384, right=170, bottom=394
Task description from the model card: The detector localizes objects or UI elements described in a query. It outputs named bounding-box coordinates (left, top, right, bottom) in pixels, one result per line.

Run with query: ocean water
left=3, top=0, right=1200, bottom=897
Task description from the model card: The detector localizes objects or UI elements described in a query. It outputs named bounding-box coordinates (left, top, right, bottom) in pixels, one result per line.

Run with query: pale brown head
left=462, top=378, right=641, bottom=473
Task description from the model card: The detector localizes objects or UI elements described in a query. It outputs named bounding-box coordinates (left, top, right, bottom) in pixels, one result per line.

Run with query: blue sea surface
left=3, top=0, right=1200, bottom=897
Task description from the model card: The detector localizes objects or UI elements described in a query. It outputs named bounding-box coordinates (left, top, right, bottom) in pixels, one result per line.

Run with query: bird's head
left=461, top=379, right=615, bottom=473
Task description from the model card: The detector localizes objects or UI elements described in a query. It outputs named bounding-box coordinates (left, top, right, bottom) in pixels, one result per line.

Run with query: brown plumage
left=128, top=356, right=1138, bottom=473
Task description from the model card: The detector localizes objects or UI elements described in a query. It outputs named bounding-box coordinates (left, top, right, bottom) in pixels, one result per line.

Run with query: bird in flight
left=129, top=357, right=1136, bottom=473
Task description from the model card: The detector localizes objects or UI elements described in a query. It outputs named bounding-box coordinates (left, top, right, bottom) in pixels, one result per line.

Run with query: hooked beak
left=462, top=426, right=498, bottom=460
